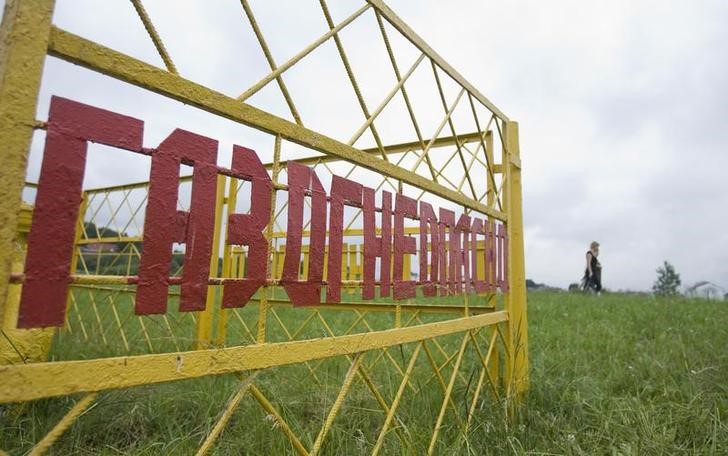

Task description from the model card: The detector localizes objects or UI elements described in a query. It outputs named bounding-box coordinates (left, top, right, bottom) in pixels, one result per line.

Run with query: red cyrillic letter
left=438, top=208, right=455, bottom=296
left=497, top=223, right=509, bottom=292
left=136, top=129, right=218, bottom=314
left=281, top=163, right=327, bottom=306
left=419, top=202, right=439, bottom=297
left=222, top=146, right=272, bottom=308
left=393, top=194, right=417, bottom=300
left=362, top=189, right=392, bottom=300
left=19, top=96, right=143, bottom=328
left=454, top=214, right=472, bottom=295
left=326, top=176, right=362, bottom=303
left=484, top=220, right=496, bottom=292
left=470, top=218, right=488, bottom=293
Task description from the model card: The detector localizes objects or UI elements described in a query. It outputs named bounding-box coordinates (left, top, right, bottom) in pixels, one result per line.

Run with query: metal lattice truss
left=0, top=1, right=528, bottom=454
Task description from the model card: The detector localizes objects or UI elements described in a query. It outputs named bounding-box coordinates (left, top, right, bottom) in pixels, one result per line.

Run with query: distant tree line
left=78, top=222, right=184, bottom=276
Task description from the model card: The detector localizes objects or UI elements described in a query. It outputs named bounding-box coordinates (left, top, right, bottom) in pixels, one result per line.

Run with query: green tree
left=653, top=261, right=681, bottom=297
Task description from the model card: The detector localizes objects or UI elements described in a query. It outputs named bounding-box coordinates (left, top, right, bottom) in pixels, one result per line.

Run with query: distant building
left=686, top=281, right=726, bottom=300
left=80, top=243, right=119, bottom=253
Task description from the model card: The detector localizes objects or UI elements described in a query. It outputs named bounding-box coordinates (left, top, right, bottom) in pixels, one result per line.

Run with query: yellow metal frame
left=0, top=1, right=527, bottom=454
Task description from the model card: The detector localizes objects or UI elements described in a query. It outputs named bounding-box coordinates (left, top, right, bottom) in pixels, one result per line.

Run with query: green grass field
left=2, top=291, right=727, bottom=454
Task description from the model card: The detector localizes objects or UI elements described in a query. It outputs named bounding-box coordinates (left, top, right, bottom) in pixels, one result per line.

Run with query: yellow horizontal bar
left=47, top=27, right=505, bottom=221
left=250, top=298, right=495, bottom=315
left=269, top=226, right=421, bottom=239
left=0, top=311, right=507, bottom=403
left=76, top=236, right=142, bottom=245
left=83, top=175, right=191, bottom=194
left=74, top=132, right=485, bottom=195
left=66, top=283, right=493, bottom=314
left=268, top=130, right=486, bottom=168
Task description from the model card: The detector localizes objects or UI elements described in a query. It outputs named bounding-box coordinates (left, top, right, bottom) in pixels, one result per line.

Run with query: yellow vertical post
left=484, top=129, right=500, bottom=388
left=197, top=175, right=226, bottom=349
left=485, top=130, right=496, bottom=308
left=403, top=248, right=411, bottom=281
left=70, top=194, right=88, bottom=273
left=341, top=243, right=348, bottom=283
left=0, top=0, right=56, bottom=323
left=503, top=121, right=528, bottom=399
left=256, top=135, right=282, bottom=344
left=302, top=245, right=310, bottom=279
left=276, top=245, right=285, bottom=279
left=0, top=205, right=55, bottom=365
left=216, top=176, right=239, bottom=346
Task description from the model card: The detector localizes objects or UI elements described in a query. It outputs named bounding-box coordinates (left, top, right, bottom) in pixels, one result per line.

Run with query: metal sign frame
left=0, top=1, right=527, bottom=454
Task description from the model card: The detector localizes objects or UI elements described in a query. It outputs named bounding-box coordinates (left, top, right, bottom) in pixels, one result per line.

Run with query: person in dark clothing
left=582, top=241, right=602, bottom=293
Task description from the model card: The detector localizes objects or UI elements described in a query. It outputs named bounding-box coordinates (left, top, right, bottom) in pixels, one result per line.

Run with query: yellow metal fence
left=0, top=1, right=527, bottom=454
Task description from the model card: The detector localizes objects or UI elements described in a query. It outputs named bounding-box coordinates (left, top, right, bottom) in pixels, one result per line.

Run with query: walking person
left=582, top=241, right=602, bottom=294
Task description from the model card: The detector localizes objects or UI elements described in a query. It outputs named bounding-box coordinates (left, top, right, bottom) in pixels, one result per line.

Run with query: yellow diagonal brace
left=196, top=371, right=260, bottom=456
left=431, top=60, right=477, bottom=200
left=371, top=342, right=422, bottom=456
left=374, top=10, right=437, bottom=181
left=318, top=0, right=388, bottom=160
left=310, top=353, right=363, bottom=455
left=427, top=332, right=469, bottom=456
left=237, top=4, right=370, bottom=101
left=355, top=364, right=408, bottom=445
left=416, top=340, right=466, bottom=430
left=240, top=0, right=303, bottom=126
left=466, top=330, right=499, bottom=431
left=264, top=131, right=485, bottom=169
left=249, top=385, right=309, bottom=456
left=469, top=328, right=500, bottom=400
left=348, top=53, right=425, bottom=146
left=29, top=393, right=97, bottom=455
left=129, top=0, right=178, bottom=74
left=465, top=368, right=486, bottom=434
left=410, top=87, right=466, bottom=175
left=468, top=94, right=502, bottom=211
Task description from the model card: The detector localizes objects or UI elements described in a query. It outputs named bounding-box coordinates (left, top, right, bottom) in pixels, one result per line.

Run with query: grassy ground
left=506, top=292, right=728, bottom=455
left=2, top=291, right=727, bottom=454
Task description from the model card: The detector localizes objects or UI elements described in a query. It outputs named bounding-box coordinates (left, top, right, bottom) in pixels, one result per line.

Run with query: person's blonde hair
left=590, top=241, right=600, bottom=249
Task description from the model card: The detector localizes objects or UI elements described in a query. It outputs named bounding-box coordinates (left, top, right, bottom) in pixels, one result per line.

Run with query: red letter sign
left=19, top=97, right=143, bottom=327
left=393, top=194, right=417, bottom=299
left=362, top=189, right=392, bottom=300
left=136, top=130, right=218, bottom=314
left=281, top=163, right=327, bottom=306
left=438, top=209, right=455, bottom=296
left=454, top=214, right=472, bottom=295
left=222, top=146, right=273, bottom=308
left=326, top=176, right=362, bottom=303
left=419, top=202, right=439, bottom=297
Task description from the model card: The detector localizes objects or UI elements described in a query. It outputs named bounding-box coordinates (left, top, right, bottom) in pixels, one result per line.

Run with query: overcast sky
left=387, top=0, right=728, bottom=292
left=3, top=0, right=727, bottom=292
